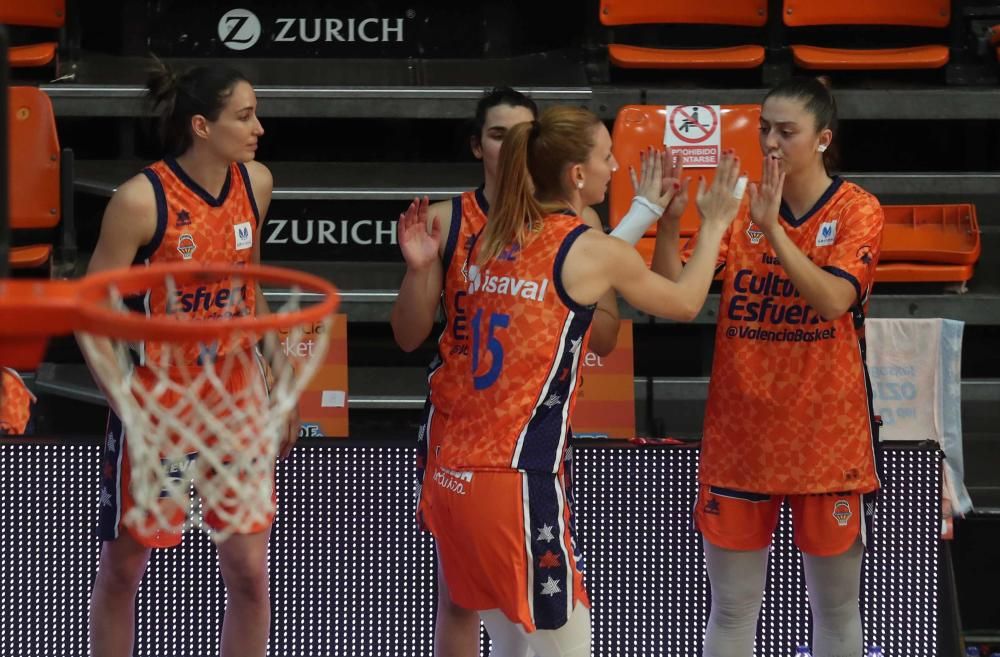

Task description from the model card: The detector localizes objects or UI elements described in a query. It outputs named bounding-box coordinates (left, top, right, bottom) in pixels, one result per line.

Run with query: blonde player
left=420, top=106, right=743, bottom=657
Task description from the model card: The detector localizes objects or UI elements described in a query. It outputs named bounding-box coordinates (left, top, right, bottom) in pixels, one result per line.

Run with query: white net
left=76, top=271, right=331, bottom=543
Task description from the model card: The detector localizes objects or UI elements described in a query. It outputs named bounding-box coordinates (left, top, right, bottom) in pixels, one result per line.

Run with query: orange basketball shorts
left=694, top=484, right=877, bottom=556
left=99, top=359, right=275, bottom=548
left=422, top=463, right=589, bottom=632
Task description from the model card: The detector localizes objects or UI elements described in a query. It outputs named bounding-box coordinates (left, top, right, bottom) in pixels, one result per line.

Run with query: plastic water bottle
left=794, top=647, right=812, bottom=657
left=964, top=647, right=980, bottom=657
left=867, top=646, right=885, bottom=657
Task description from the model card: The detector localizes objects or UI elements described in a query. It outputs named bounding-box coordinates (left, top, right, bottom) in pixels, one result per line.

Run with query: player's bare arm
left=87, top=175, right=158, bottom=275
left=245, top=159, right=274, bottom=307
left=391, top=196, right=448, bottom=352
left=243, top=160, right=299, bottom=458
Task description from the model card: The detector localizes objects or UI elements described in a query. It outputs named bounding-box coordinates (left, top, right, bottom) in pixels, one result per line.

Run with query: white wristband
left=733, top=175, right=748, bottom=200
left=609, top=196, right=665, bottom=245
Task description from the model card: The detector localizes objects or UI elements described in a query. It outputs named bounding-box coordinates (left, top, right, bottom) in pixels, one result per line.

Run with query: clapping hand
left=397, top=196, right=440, bottom=270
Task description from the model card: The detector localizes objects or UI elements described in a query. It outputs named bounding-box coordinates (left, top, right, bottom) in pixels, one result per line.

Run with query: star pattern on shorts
left=100, top=487, right=112, bottom=507
left=536, top=524, right=556, bottom=542
left=569, top=337, right=582, bottom=355
left=540, top=577, right=562, bottom=596
left=543, top=394, right=562, bottom=408
left=106, top=432, right=116, bottom=452
left=538, top=550, right=561, bottom=569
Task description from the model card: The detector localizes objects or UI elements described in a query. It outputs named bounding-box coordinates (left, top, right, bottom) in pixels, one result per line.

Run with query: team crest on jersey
left=746, top=221, right=764, bottom=245
left=832, top=499, right=852, bottom=526
left=175, top=209, right=191, bottom=227
left=176, top=233, right=197, bottom=260
left=816, top=220, right=837, bottom=247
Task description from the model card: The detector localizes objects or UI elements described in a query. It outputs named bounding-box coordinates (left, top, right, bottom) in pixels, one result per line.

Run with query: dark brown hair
left=147, top=59, right=250, bottom=157
left=764, top=76, right=839, bottom=172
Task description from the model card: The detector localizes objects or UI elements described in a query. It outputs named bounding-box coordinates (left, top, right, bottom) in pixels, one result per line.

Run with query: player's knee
left=95, top=548, right=149, bottom=594
left=709, top=590, right=761, bottom=630
left=438, top=589, right=477, bottom=620
left=220, top=555, right=268, bottom=602
left=810, top=594, right=858, bottom=629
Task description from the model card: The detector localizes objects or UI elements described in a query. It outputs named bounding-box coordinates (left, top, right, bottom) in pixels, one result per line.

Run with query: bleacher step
left=42, top=64, right=1000, bottom=120
left=76, top=160, right=1000, bottom=205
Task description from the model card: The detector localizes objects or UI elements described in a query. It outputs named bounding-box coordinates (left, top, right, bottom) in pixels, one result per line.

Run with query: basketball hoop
left=1, top=262, right=339, bottom=542
left=0, top=278, right=80, bottom=369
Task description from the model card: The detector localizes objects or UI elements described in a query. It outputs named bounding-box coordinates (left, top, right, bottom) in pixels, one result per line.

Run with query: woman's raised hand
left=694, top=150, right=744, bottom=232
left=397, top=196, right=439, bottom=270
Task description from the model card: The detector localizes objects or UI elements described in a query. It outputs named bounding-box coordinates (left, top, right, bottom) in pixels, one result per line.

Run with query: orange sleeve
left=820, top=191, right=884, bottom=303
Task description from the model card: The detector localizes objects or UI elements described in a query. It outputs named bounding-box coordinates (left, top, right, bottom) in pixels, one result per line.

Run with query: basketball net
left=76, top=268, right=333, bottom=543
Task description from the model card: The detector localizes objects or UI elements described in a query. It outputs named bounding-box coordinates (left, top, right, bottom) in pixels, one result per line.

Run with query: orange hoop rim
left=0, top=277, right=80, bottom=336
left=74, top=262, right=340, bottom=342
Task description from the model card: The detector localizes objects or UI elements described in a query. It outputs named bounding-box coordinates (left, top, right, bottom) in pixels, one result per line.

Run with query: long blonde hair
left=478, top=106, right=602, bottom=263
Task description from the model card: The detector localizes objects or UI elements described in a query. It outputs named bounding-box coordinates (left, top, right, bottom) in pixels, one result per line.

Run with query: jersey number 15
left=470, top=309, right=509, bottom=390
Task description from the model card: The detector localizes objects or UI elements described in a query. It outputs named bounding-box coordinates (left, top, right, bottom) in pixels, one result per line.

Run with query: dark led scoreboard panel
left=3, top=441, right=938, bottom=657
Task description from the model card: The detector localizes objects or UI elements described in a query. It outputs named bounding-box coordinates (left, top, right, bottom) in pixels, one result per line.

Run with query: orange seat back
left=783, top=0, right=949, bottom=28
left=10, top=86, right=60, bottom=230
left=600, top=0, right=767, bottom=27
left=610, top=104, right=763, bottom=237
left=880, top=204, right=980, bottom=264
left=0, top=0, right=65, bottom=28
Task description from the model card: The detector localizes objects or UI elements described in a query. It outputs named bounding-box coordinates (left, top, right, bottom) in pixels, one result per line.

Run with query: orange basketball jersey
left=438, top=212, right=593, bottom=474
left=688, top=178, right=884, bottom=494
left=427, top=187, right=489, bottom=415
left=132, top=158, right=260, bottom=363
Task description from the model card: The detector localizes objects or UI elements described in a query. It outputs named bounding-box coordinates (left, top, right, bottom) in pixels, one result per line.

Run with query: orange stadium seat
left=873, top=204, right=979, bottom=283
left=9, top=86, right=61, bottom=270
left=880, top=205, right=980, bottom=265
left=0, top=0, right=65, bottom=68
left=610, top=105, right=979, bottom=283
left=874, top=262, right=974, bottom=283
left=783, top=0, right=950, bottom=70
left=600, top=0, right=768, bottom=69
left=610, top=104, right=763, bottom=261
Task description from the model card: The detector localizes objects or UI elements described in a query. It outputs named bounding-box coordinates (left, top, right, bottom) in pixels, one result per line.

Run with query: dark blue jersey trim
left=165, top=156, right=232, bottom=207
left=474, top=184, right=489, bottom=214
left=236, top=162, right=260, bottom=222
left=134, top=168, right=168, bottom=264
left=441, top=194, right=464, bottom=273
left=708, top=486, right=772, bottom=503
left=822, top=265, right=862, bottom=303
left=553, top=224, right=595, bottom=315
left=780, top=176, right=843, bottom=227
